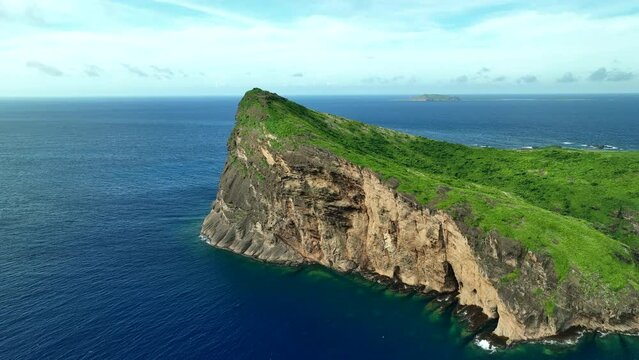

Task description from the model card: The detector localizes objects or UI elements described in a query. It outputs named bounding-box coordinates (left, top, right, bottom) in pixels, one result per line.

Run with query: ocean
left=1, top=94, right=638, bottom=359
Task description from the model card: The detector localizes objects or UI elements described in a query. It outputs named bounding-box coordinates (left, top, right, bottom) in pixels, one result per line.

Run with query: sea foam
left=475, top=339, right=497, bottom=352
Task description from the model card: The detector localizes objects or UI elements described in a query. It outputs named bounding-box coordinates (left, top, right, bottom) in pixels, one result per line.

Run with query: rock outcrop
left=201, top=89, right=639, bottom=343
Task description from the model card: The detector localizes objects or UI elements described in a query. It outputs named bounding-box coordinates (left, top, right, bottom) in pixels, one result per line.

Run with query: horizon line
left=1, top=92, right=639, bottom=99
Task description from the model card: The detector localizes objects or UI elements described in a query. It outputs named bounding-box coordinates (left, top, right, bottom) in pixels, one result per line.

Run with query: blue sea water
left=1, top=94, right=638, bottom=359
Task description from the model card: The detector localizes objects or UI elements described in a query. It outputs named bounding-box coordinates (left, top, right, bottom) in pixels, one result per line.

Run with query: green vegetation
left=533, top=287, right=544, bottom=297
left=236, top=89, right=639, bottom=292
left=544, top=296, right=557, bottom=317
left=500, top=269, right=521, bottom=284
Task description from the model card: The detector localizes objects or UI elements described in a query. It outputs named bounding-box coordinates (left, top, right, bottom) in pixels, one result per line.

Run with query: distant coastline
left=408, top=94, right=461, bottom=102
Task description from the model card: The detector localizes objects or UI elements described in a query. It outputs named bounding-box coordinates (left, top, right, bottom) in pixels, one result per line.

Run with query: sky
left=1, top=0, right=638, bottom=96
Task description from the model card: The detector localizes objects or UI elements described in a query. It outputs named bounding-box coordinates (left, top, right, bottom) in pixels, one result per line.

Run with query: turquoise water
left=1, top=95, right=638, bottom=359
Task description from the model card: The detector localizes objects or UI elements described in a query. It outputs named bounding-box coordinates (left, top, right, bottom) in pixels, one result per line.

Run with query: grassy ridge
left=237, top=89, right=639, bottom=292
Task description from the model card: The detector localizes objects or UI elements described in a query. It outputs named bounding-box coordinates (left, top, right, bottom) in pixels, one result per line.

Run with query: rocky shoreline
left=201, top=231, right=605, bottom=350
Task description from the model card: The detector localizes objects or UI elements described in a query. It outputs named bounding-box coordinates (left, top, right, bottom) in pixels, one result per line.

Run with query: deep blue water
left=1, top=95, right=638, bottom=359
left=296, top=94, right=639, bottom=150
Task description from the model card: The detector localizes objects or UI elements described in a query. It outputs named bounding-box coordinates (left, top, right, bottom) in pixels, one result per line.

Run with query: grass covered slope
left=236, top=89, right=639, bottom=292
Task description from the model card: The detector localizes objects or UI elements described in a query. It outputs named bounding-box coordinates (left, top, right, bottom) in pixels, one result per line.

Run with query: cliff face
left=202, top=89, right=639, bottom=343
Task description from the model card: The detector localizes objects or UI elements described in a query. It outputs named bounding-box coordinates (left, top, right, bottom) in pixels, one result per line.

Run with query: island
left=201, top=89, right=639, bottom=346
left=408, top=94, right=461, bottom=102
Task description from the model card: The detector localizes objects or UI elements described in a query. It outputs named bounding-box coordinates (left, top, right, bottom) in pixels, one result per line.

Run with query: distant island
left=408, top=94, right=461, bottom=102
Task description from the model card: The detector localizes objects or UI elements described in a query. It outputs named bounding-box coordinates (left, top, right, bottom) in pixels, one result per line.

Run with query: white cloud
left=0, top=1, right=638, bottom=95
left=153, top=0, right=264, bottom=26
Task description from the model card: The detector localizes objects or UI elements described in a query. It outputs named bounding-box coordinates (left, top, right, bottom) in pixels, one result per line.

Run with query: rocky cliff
left=202, top=89, right=639, bottom=343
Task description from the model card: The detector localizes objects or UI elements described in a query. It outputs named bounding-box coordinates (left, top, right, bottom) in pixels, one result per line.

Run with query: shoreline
left=199, top=233, right=639, bottom=351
